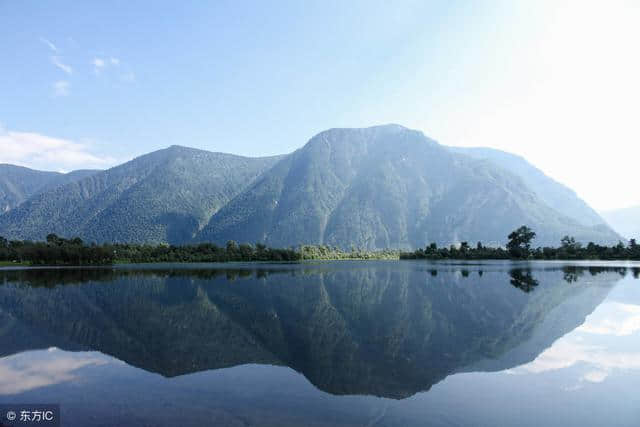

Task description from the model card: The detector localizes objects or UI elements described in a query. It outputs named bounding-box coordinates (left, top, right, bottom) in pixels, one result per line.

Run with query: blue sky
left=1, top=1, right=639, bottom=210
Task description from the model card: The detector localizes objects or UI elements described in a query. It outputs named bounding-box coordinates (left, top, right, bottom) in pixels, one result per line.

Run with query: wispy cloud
left=0, top=126, right=117, bottom=171
left=51, top=55, right=72, bottom=74
left=38, top=37, right=134, bottom=95
left=41, top=37, right=72, bottom=74
left=93, top=56, right=123, bottom=75
left=39, top=37, right=58, bottom=53
left=91, top=55, right=134, bottom=83
left=53, top=80, right=70, bottom=97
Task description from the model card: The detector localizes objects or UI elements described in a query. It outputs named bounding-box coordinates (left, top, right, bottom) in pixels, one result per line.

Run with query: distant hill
left=600, top=205, right=640, bottom=240
left=0, top=146, right=281, bottom=243
left=198, top=125, right=620, bottom=248
left=0, top=125, right=621, bottom=247
left=448, top=147, right=606, bottom=227
left=0, top=164, right=98, bottom=213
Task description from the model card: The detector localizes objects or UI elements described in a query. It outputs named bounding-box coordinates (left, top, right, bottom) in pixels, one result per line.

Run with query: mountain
left=0, top=263, right=619, bottom=398
left=448, top=147, right=606, bottom=227
left=0, top=146, right=281, bottom=244
left=0, top=164, right=98, bottom=213
left=600, top=205, right=640, bottom=240
left=198, top=125, right=620, bottom=248
left=0, top=125, right=620, bottom=247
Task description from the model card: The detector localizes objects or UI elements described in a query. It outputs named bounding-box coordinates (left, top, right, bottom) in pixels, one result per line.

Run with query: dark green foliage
left=510, top=269, right=539, bottom=292
left=108, top=242, right=301, bottom=263
left=0, top=235, right=397, bottom=265
left=0, top=233, right=113, bottom=265
left=401, top=226, right=640, bottom=261
left=0, top=236, right=300, bottom=264
left=507, top=225, right=536, bottom=258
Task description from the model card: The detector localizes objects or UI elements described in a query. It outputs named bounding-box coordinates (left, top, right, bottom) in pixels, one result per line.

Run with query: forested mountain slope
left=0, top=164, right=98, bottom=213
left=0, top=146, right=281, bottom=243
left=198, top=125, right=620, bottom=248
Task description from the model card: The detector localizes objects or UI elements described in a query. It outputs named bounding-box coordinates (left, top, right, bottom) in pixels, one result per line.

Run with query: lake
left=1, top=260, right=639, bottom=426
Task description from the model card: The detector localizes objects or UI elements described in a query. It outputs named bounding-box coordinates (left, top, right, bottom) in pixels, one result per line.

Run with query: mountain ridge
left=0, top=163, right=99, bottom=213
left=0, top=125, right=622, bottom=247
left=0, top=146, right=282, bottom=243
left=448, top=146, right=606, bottom=227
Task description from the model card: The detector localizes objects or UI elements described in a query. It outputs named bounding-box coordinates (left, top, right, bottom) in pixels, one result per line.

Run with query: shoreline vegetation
left=401, top=226, right=640, bottom=261
left=0, top=226, right=639, bottom=266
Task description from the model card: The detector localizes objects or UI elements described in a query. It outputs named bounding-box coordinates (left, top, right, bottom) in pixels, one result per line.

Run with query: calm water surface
left=1, top=261, right=639, bottom=426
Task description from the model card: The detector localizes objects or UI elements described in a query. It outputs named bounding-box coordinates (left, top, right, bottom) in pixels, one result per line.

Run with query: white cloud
left=516, top=338, right=640, bottom=375
left=582, top=370, right=608, bottom=383
left=51, top=55, right=72, bottom=74
left=52, top=80, right=70, bottom=97
left=508, top=292, right=640, bottom=390
left=92, top=57, right=105, bottom=72
left=94, top=57, right=128, bottom=78
left=577, top=303, right=640, bottom=337
left=0, top=127, right=118, bottom=171
left=0, top=348, right=108, bottom=395
left=39, top=37, right=58, bottom=53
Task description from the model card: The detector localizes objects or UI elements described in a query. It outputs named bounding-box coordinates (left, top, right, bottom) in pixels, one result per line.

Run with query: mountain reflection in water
left=0, top=261, right=639, bottom=427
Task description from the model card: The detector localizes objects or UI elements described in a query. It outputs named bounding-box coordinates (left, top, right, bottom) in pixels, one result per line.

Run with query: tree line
left=0, top=234, right=396, bottom=266
left=2, top=226, right=639, bottom=266
left=400, top=225, right=640, bottom=260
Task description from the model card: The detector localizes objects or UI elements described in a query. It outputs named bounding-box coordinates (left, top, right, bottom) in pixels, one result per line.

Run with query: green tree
left=507, top=226, right=536, bottom=258
left=226, top=240, right=238, bottom=253
left=46, top=233, right=63, bottom=246
left=560, top=235, right=581, bottom=250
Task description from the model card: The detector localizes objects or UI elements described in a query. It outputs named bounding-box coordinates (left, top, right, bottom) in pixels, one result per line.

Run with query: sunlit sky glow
left=1, top=1, right=638, bottom=210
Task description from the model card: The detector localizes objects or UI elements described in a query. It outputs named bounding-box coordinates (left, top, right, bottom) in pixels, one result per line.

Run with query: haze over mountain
left=600, top=206, right=640, bottom=240
left=0, top=164, right=99, bottom=213
left=0, top=125, right=621, bottom=247
left=199, top=125, right=619, bottom=248
left=448, top=147, right=606, bottom=227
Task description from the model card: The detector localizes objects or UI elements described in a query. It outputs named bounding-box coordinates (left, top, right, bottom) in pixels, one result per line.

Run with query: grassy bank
left=0, top=261, right=31, bottom=267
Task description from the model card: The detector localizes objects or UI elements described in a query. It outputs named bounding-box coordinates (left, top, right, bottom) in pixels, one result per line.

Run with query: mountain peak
left=304, top=124, right=437, bottom=152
